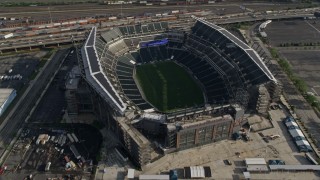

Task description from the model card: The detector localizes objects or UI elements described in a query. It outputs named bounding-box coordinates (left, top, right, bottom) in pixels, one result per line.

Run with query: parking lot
left=0, top=52, right=43, bottom=91
left=142, top=107, right=319, bottom=179
left=263, top=19, right=320, bottom=152
left=279, top=50, right=320, bottom=94
left=266, top=20, right=320, bottom=47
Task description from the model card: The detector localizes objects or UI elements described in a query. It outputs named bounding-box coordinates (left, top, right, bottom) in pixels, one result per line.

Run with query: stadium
left=78, top=16, right=279, bottom=168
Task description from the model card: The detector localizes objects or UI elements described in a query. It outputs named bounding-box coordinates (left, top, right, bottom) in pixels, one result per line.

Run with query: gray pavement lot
left=0, top=52, right=41, bottom=91
left=142, top=109, right=319, bottom=179
left=266, top=20, right=320, bottom=46
left=279, top=50, right=320, bottom=89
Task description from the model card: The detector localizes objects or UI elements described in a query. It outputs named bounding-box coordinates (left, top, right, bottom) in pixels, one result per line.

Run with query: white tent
left=296, top=140, right=310, bottom=146
left=289, top=129, right=304, bottom=137
left=285, top=121, right=298, bottom=127
left=190, top=166, right=205, bottom=179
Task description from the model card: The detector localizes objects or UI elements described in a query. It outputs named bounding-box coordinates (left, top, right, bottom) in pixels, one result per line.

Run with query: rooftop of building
left=0, top=88, right=15, bottom=107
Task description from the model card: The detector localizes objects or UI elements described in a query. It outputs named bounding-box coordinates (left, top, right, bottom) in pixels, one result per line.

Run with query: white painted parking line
left=305, top=20, right=320, bottom=34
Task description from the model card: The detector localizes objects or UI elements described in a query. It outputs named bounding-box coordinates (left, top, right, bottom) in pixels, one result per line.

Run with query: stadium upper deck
left=81, top=27, right=127, bottom=114
left=80, top=17, right=276, bottom=115
left=192, top=16, right=276, bottom=83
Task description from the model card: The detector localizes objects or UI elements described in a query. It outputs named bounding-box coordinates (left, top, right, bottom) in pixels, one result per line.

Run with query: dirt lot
left=142, top=108, right=320, bottom=179
left=266, top=20, right=320, bottom=47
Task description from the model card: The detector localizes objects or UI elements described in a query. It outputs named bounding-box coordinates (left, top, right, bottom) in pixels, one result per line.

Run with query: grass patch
left=0, top=48, right=41, bottom=57
left=29, top=70, right=38, bottom=80
left=269, top=48, right=319, bottom=111
left=135, top=61, right=204, bottom=112
left=270, top=48, right=279, bottom=59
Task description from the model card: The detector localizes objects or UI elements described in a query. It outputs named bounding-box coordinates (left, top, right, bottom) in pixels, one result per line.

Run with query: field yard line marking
left=156, top=69, right=168, bottom=111
left=305, top=20, right=320, bottom=34
left=160, top=73, right=167, bottom=110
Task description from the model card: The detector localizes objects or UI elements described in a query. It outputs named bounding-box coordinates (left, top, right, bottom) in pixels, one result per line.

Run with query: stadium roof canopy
left=81, top=27, right=127, bottom=113
left=192, top=16, right=276, bottom=83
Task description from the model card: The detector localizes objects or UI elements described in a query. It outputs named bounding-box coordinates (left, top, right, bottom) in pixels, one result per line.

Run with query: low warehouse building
left=245, top=158, right=269, bottom=172
left=283, top=116, right=313, bottom=152
left=0, top=88, right=16, bottom=117
left=184, top=166, right=212, bottom=179
left=139, top=175, right=169, bottom=180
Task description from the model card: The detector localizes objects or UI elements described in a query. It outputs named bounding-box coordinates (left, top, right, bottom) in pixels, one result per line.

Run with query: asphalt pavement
left=30, top=48, right=77, bottom=123
left=0, top=48, right=69, bottom=164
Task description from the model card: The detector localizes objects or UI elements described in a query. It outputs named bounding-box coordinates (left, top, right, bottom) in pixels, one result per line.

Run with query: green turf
left=135, top=61, right=204, bottom=112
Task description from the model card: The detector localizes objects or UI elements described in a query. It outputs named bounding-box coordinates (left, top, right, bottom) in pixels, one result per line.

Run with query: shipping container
left=69, top=161, right=76, bottom=168
left=162, top=13, right=169, bottom=16
left=78, top=20, right=88, bottom=23
left=53, top=23, right=61, bottom=26
left=45, top=162, right=51, bottom=171
left=64, top=156, right=70, bottom=162
left=172, top=10, right=180, bottom=14
left=109, top=16, right=117, bottom=20
left=61, top=135, right=67, bottom=146
left=4, top=33, right=13, bottom=39
left=71, top=133, right=79, bottom=142
left=67, top=133, right=74, bottom=143
left=88, top=19, right=97, bottom=23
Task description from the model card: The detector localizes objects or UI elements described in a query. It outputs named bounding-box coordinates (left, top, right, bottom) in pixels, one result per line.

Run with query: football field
left=135, top=61, right=204, bottom=112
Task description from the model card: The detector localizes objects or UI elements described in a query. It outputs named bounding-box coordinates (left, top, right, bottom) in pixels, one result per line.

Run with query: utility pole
left=48, top=7, right=53, bottom=24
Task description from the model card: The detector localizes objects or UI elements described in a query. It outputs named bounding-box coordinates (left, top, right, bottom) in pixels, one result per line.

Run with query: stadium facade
left=77, top=17, right=280, bottom=168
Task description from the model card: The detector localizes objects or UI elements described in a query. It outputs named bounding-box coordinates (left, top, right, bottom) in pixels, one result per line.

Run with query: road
left=0, top=3, right=302, bottom=16
left=0, top=2, right=315, bottom=30
left=0, top=9, right=315, bottom=52
left=0, top=49, right=69, bottom=164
